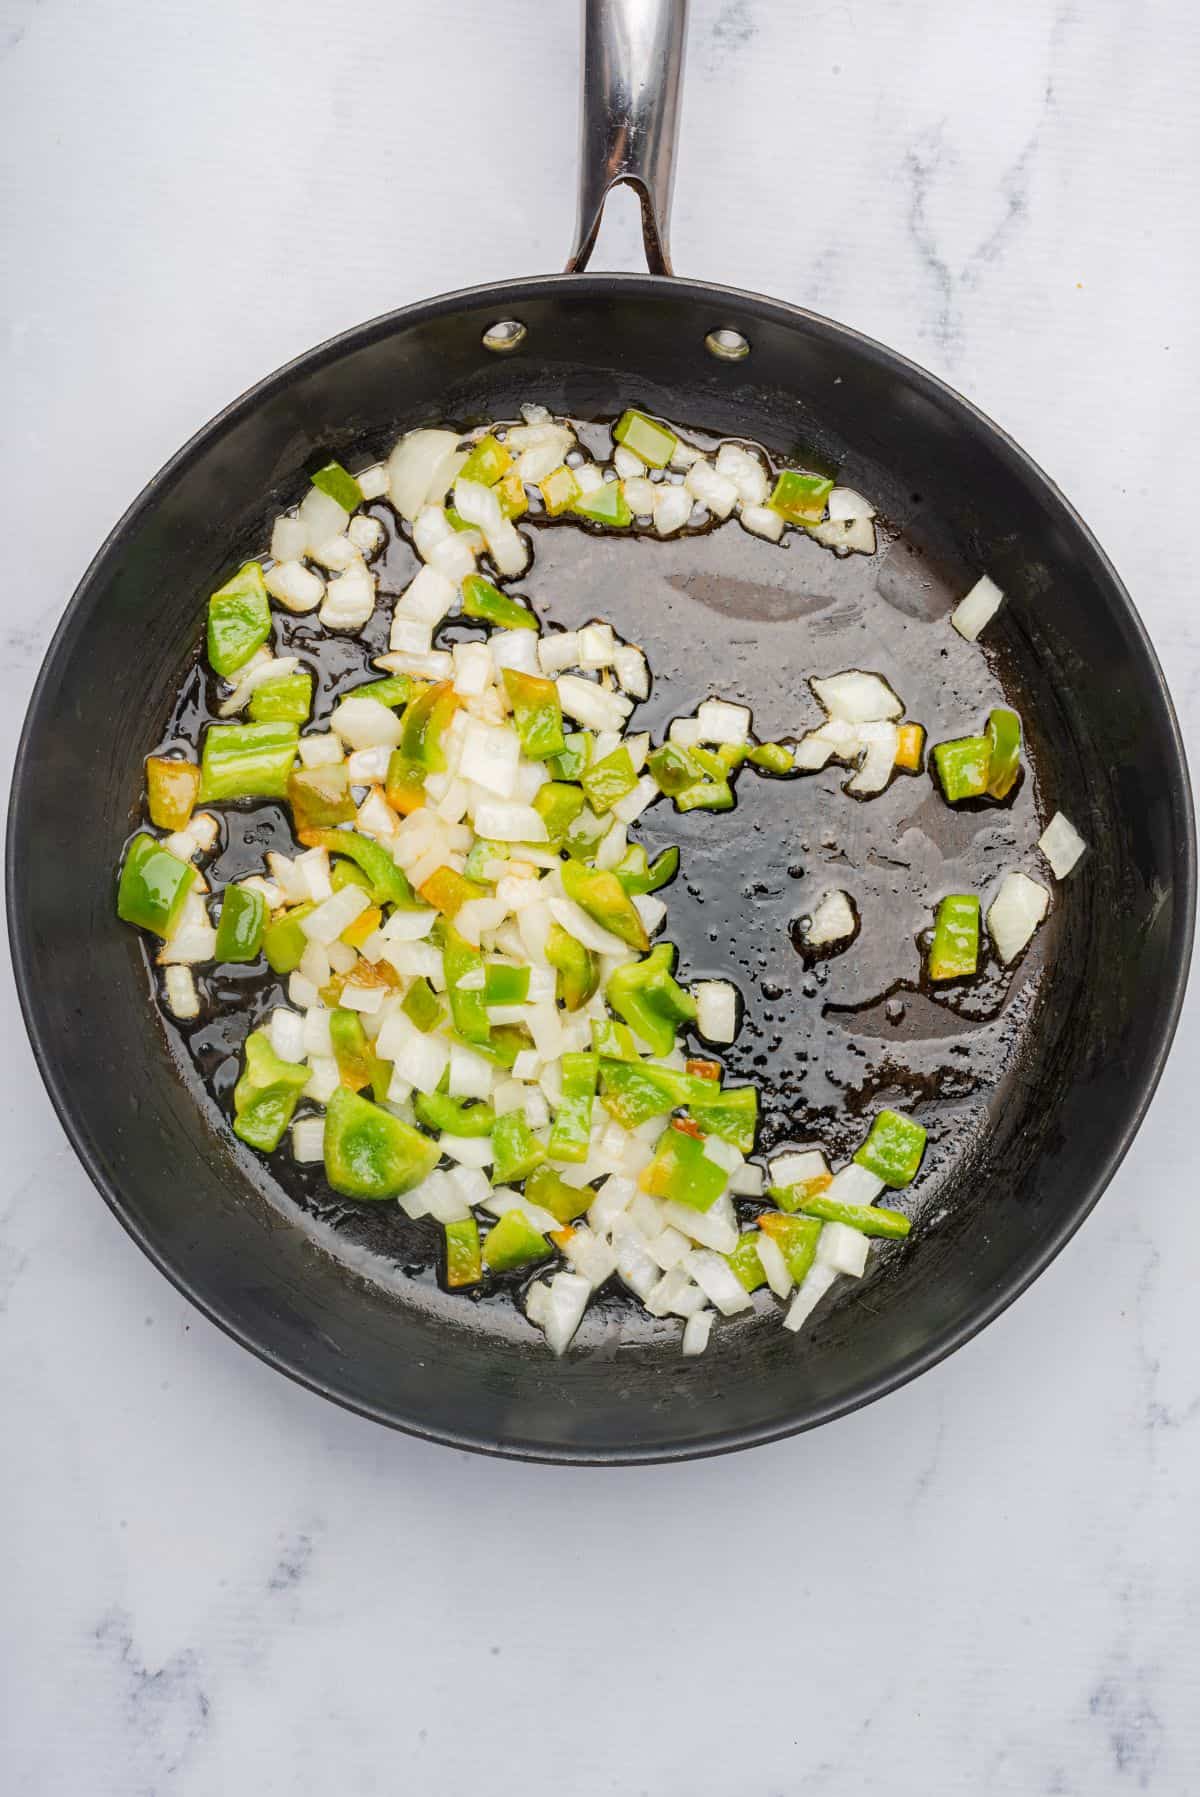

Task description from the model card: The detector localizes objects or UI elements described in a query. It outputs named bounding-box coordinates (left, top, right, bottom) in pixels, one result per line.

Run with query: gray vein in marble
left=1088, top=1660, right=1166, bottom=1788
left=704, top=0, right=756, bottom=69
left=93, top=1609, right=211, bottom=1792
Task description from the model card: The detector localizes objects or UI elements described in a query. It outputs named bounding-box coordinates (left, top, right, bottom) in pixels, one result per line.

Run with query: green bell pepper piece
left=482, top=1208, right=552, bottom=1272
left=353, top=673, right=425, bottom=709
left=929, top=894, right=980, bottom=981
left=606, top=943, right=696, bottom=1056
left=563, top=807, right=608, bottom=862
left=442, top=923, right=489, bottom=1044
left=545, top=923, right=598, bottom=1011
left=933, top=735, right=991, bottom=803
left=306, top=829, right=418, bottom=909
left=546, top=730, right=591, bottom=781
left=248, top=672, right=313, bottom=724
left=444, top=1217, right=482, bottom=1287
left=747, top=741, right=794, bottom=774
left=675, top=777, right=734, bottom=813
left=503, top=668, right=565, bottom=760
left=206, top=562, right=271, bottom=678
left=401, top=976, right=443, bottom=1033
left=310, top=459, right=362, bottom=512
left=985, top=707, right=1022, bottom=800
left=572, top=481, right=633, bottom=527
left=548, top=1051, right=597, bottom=1164
left=414, top=1091, right=495, bottom=1137
left=262, top=902, right=315, bottom=974
left=757, top=1213, right=823, bottom=1282
left=854, top=1109, right=927, bottom=1188
left=329, top=1007, right=390, bottom=1101
left=727, top=1233, right=767, bottom=1293
left=640, top=1123, right=728, bottom=1211
left=331, top=858, right=373, bottom=895
left=646, top=742, right=697, bottom=797
left=689, top=1084, right=757, bottom=1155
left=116, top=833, right=195, bottom=939
left=459, top=434, right=512, bottom=486
left=612, top=408, right=678, bottom=469
left=580, top=745, right=638, bottom=814
left=145, top=756, right=200, bottom=832
left=560, top=860, right=649, bottom=951
left=464, top=838, right=507, bottom=882
left=288, top=765, right=356, bottom=842
left=490, top=1110, right=547, bottom=1184
left=323, top=1087, right=438, bottom=1199
left=591, top=1018, right=640, bottom=1061
left=198, top=721, right=299, bottom=803
left=599, top=1059, right=715, bottom=1130
left=213, top=883, right=266, bottom=963
left=533, top=782, right=586, bottom=845
left=525, top=1164, right=590, bottom=1224
left=614, top=844, right=679, bottom=896
left=461, top=573, right=537, bottom=631
left=232, top=1029, right=308, bottom=1152
left=484, top=963, right=530, bottom=1005
left=786, top=1192, right=910, bottom=1238
left=399, top=681, right=458, bottom=771
left=768, top=470, right=834, bottom=525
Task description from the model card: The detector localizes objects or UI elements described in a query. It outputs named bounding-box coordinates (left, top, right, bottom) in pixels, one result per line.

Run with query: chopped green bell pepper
left=249, top=672, right=313, bottom=724
left=442, top=923, right=489, bottom=1044
left=490, top=1110, right=547, bottom=1184
left=548, top=1051, right=597, bottom=1163
left=640, top=1122, right=728, bottom=1211
left=985, top=707, right=1022, bottom=800
left=496, top=471, right=527, bottom=520
left=399, top=681, right=458, bottom=771
left=581, top=745, right=638, bottom=814
left=262, top=902, right=315, bottom=974
left=117, top=832, right=195, bottom=939
left=384, top=752, right=427, bottom=816
left=459, top=434, right=512, bottom=487
left=606, top=943, right=696, bottom=1056
left=310, top=459, right=362, bottom=512
left=933, top=734, right=991, bottom=804
left=354, top=673, right=426, bottom=710
left=854, top=1109, right=927, bottom=1188
left=414, top=1091, right=495, bottom=1137
left=560, top=860, right=648, bottom=951
left=768, top=470, right=834, bottom=525
left=727, top=1232, right=767, bottom=1293
left=482, top=1208, right=552, bottom=1272
left=213, top=882, right=266, bottom=963
left=612, top=409, right=678, bottom=469
left=463, top=838, right=506, bottom=882
left=232, top=1029, right=308, bottom=1152
left=206, top=562, right=271, bottom=678
left=790, top=1192, right=910, bottom=1238
left=545, top=923, right=597, bottom=1011
left=767, top=1171, right=832, bottom=1214
left=599, top=1059, right=715, bottom=1130
left=503, top=668, right=565, bottom=760
left=401, top=976, right=443, bottom=1033
left=145, top=757, right=200, bottom=832
left=483, top=963, right=529, bottom=1006
left=572, top=481, right=633, bottom=528
left=591, top=1017, right=639, bottom=1061
left=545, top=731, right=590, bottom=781
left=747, top=742, right=794, bottom=774
left=539, top=466, right=579, bottom=515
left=461, top=573, right=537, bottom=631
left=331, top=858, right=373, bottom=895
left=675, top=776, right=734, bottom=813
left=198, top=721, right=299, bottom=803
left=323, top=1087, right=438, bottom=1199
left=646, top=742, right=697, bottom=797
left=525, top=1163, right=590, bottom=1224
left=534, top=781, right=586, bottom=845
left=329, top=1007, right=390, bottom=1101
left=757, top=1212, right=822, bottom=1281
left=288, top=765, right=356, bottom=842
left=419, top=865, right=487, bottom=919
left=444, top=1216, right=482, bottom=1287
left=929, top=893, right=980, bottom=981
left=306, top=829, right=418, bottom=909
left=615, top=844, right=679, bottom=897
left=689, top=1084, right=757, bottom=1155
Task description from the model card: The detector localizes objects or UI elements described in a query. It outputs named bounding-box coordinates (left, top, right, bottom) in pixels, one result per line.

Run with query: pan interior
left=11, top=277, right=1190, bottom=1458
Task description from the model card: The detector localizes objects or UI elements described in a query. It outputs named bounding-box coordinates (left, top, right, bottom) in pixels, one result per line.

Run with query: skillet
left=8, top=0, right=1194, bottom=1462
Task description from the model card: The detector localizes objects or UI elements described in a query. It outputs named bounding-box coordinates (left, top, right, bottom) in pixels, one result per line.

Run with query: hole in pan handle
left=564, top=0, right=689, bottom=276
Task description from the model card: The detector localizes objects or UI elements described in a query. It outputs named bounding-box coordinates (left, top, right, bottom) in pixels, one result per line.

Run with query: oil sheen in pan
left=147, top=422, right=1048, bottom=1340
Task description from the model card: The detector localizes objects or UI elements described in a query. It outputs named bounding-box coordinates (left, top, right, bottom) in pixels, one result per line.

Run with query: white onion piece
left=847, top=721, right=898, bottom=795
left=632, top=893, right=666, bottom=936
left=298, top=486, right=349, bottom=553
left=623, top=475, right=657, bottom=515
left=654, top=484, right=693, bottom=536
left=375, top=648, right=455, bottom=681
left=684, top=460, right=738, bottom=519
left=611, top=642, right=649, bottom=699
left=472, top=800, right=548, bottom=843
left=156, top=888, right=215, bottom=965
left=803, top=890, right=857, bottom=947
left=163, top=965, right=199, bottom=1020
left=438, top=1134, right=493, bottom=1170
left=739, top=504, right=785, bottom=542
left=319, top=562, right=375, bottom=631
left=755, top=1231, right=794, bottom=1300
left=546, top=896, right=631, bottom=957
left=490, top=629, right=540, bottom=677
left=485, top=516, right=529, bottom=577
left=394, top=564, right=456, bottom=631
left=683, top=1248, right=753, bottom=1316
left=828, top=487, right=876, bottom=522
left=816, top=1221, right=870, bottom=1277
left=302, top=1007, right=333, bottom=1056
left=730, top=1162, right=764, bottom=1197
left=452, top=641, right=493, bottom=697
left=311, top=534, right=359, bottom=573
left=297, top=733, right=343, bottom=769
left=694, top=979, right=738, bottom=1043
left=783, top=1263, right=840, bottom=1332
left=556, top=675, right=633, bottom=732
left=270, top=515, right=309, bottom=563
left=304, top=1058, right=340, bottom=1103
left=388, top=615, right=433, bottom=658
left=293, top=846, right=332, bottom=901
left=610, top=1217, right=661, bottom=1299
left=217, top=655, right=300, bottom=717
left=611, top=776, right=658, bottom=826
left=429, top=533, right=477, bottom=583
left=299, top=885, right=370, bottom=947
left=265, top=559, right=324, bottom=613
left=987, top=870, right=1050, bottom=964
left=339, top=982, right=384, bottom=1015
left=480, top=1190, right=563, bottom=1237
left=577, top=622, right=616, bottom=669
left=291, top=1116, right=325, bottom=1164
left=537, top=630, right=581, bottom=676
left=695, top=699, right=751, bottom=746
left=700, top=1132, right=742, bottom=1177
left=330, top=695, right=403, bottom=749
left=459, top=720, right=520, bottom=798
left=448, top=1041, right=494, bottom=1100
left=355, top=462, right=389, bottom=501
left=562, top=1226, right=617, bottom=1289
left=715, top=442, right=769, bottom=506
left=769, top=1149, right=828, bottom=1188
left=387, top=429, right=462, bottom=521
left=533, top=1272, right=591, bottom=1356
left=812, top=671, right=902, bottom=724
left=1039, top=812, right=1087, bottom=879
left=586, top=1174, right=635, bottom=1234
left=825, top=1163, right=884, bottom=1206
left=951, top=573, right=1004, bottom=642
left=660, top=1194, right=738, bottom=1255
left=810, top=516, right=876, bottom=555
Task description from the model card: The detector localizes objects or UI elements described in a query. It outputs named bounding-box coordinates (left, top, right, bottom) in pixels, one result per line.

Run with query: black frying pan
left=8, top=0, right=1194, bottom=1462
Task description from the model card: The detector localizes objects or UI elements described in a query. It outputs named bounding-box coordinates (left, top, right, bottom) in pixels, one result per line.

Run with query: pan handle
left=565, top=0, right=689, bottom=276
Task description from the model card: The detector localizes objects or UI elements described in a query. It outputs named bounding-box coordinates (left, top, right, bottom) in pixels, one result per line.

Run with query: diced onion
left=265, top=560, right=324, bottom=613
left=556, top=675, right=633, bottom=732
left=803, top=889, right=857, bottom=947
left=1039, top=812, right=1087, bottom=879
left=951, top=573, right=1004, bottom=642
left=694, top=979, right=738, bottom=1043
left=387, top=429, right=462, bottom=521
left=270, top=515, right=309, bottom=563
left=739, top=504, right=784, bottom=542
left=816, top=1221, right=870, bottom=1277
left=812, top=671, right=902, bottom=724
left=769, top=1149, right=828, bottom=1187
left=654, top=485, right=693, bottom=536
left=846, top=721, right=898, bottom=796
left=783, top=1263, right=840, bottom=1332
left=330, top=695, right=404, bottom=749
left=531, top=1271, right=591, bottom=1356
left=695, top=698, right=751, bottom=747
left=683, top=1248, right=753, bottom=1316
left=825, top=1163, right=884, bottom=1206
left=163, top=965, right=199, bottom=1020
left=987, top=870, right=1050, bottom=964
left=319, top=562, right=375, bottom=631
left=291, top=1116, right=325, bottom=1163
left=755, top=1232, right=793, bottom=1300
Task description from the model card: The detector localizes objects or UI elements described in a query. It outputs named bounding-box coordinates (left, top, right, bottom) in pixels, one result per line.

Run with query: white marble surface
left=2, top=1, right=1199, bottom=1790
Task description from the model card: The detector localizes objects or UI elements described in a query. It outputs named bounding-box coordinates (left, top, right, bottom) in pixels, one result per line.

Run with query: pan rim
left=8, top=271, right=1196, bottom=1464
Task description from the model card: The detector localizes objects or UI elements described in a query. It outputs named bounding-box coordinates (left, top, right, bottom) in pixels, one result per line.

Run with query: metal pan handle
left=565, top=0, right=689, bottom=276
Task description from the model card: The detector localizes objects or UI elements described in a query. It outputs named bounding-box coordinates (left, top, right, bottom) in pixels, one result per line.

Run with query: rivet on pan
left=705, top=327, right=750, bottom=362
left=482, top=319, right=527, bottom=354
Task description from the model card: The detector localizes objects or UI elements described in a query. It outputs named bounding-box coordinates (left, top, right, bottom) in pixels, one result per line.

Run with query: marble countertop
left=3, top=1, right=1198, bottom=1790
